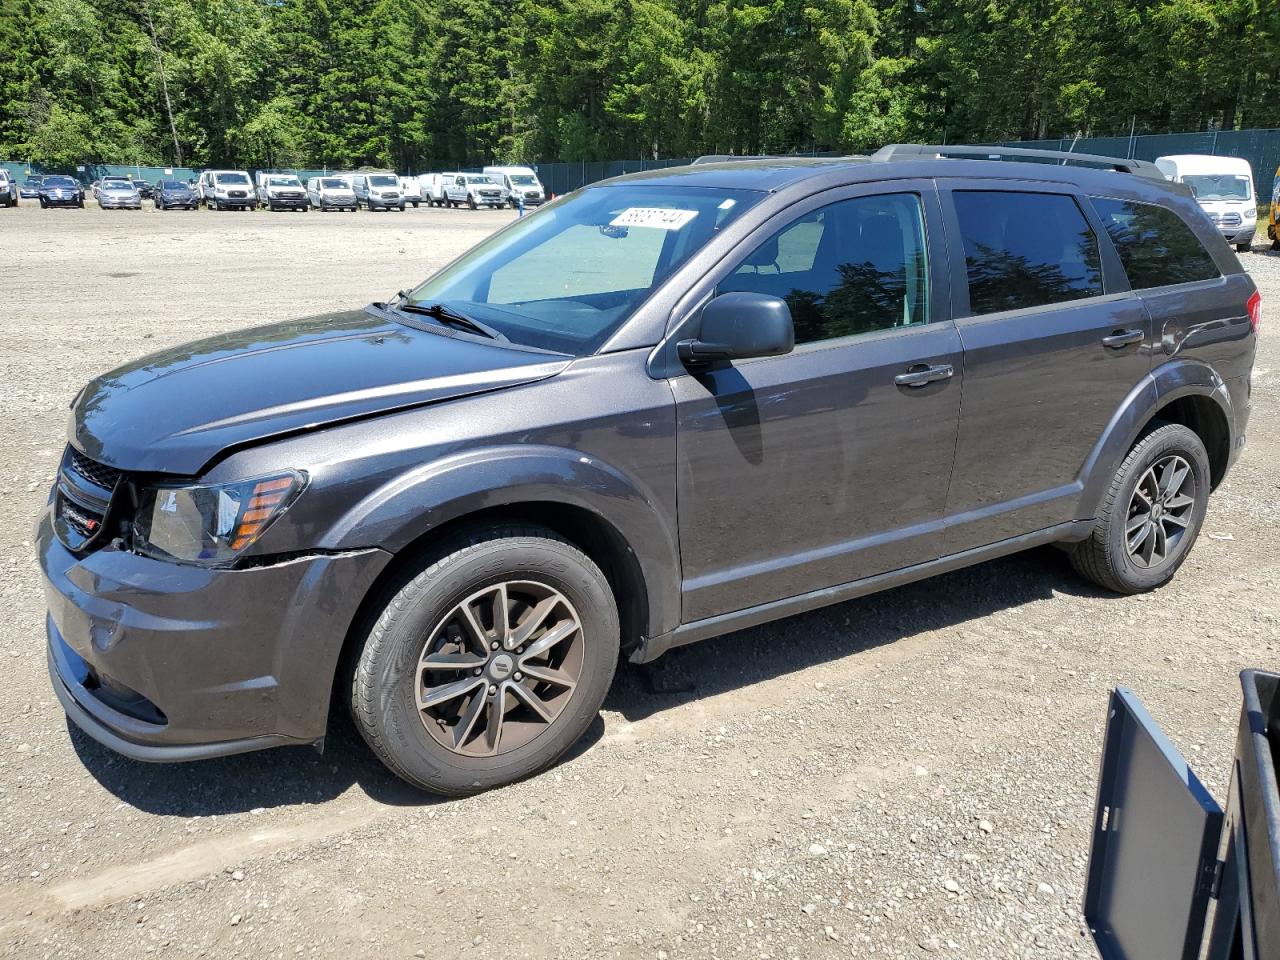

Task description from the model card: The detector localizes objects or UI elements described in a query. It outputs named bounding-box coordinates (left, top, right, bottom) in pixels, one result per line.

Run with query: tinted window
left=953, top=191, right=1102, bottom=315
left=718, top=193, right=929, bottom=344
left=1091, top=197, right=1220, bottom=290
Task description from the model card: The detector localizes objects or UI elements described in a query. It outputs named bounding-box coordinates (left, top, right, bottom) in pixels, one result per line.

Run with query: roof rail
left=872, top=144, right=1166, bottom=181
left=691, top=155, right=776, bottom=164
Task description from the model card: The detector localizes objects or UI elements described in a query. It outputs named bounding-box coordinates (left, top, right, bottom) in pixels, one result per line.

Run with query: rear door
left=938, top=183, right=1152, bottom=553
left=670, top=182, right=963, bottom=622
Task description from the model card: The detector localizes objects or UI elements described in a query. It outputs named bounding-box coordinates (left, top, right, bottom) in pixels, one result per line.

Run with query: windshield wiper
left=387, top=294, right=508, bottom=342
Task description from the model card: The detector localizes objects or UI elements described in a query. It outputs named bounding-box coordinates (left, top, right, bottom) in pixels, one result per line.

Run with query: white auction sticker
left=609, top=207, right=698, bottom=230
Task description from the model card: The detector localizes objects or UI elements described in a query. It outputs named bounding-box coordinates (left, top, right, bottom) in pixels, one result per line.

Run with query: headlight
left=133, top=471, right=305, bottom=566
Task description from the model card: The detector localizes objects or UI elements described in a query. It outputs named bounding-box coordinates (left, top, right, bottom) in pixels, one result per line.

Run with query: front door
left=671, top=184, right=963, bottom=623
left=937, top=184, right=1153, bottom=553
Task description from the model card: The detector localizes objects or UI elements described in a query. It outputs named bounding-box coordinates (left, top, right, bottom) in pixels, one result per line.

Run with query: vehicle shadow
left=69, top=705, right=606, bottom=816
left=605, top=545, right=1110, bottom=721
left=72, top=546, right=1100, bottom=814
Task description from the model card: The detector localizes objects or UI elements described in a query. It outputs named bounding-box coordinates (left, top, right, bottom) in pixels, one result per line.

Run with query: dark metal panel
left=1084, top=687, right=1223, bottom=960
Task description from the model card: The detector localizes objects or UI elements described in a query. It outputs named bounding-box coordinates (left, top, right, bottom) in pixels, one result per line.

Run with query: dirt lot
left=0, top=204, right=1276, bottom=959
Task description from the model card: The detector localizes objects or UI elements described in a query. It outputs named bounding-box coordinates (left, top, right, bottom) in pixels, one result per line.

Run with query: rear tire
left=1070, top=422, right=1210, bottom=594
left=349, top=526, right=619, bottom=796
left=1236, top=242, right=1251, bottom=253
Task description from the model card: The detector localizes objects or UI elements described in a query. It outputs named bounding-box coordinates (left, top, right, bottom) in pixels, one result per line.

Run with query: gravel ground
left=0, top=205, right=1276, bottom=959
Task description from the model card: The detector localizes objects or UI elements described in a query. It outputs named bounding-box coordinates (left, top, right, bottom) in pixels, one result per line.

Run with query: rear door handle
left=895, top=363, right=954, bottom=387
left=1101, top=328, right=1145, bottom=348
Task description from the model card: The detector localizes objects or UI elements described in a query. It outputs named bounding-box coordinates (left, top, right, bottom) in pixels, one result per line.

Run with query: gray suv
left=37, top=145, right=1258, bottom=795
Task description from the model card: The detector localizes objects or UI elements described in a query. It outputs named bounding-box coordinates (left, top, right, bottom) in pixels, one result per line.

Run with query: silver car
left=97, top=181, right=142, bottom=210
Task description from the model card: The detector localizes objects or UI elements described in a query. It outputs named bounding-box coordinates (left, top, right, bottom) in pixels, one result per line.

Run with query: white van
left=483, top=165, right=546, bottom=208
left=1155, top=154, right=1257, bottom=252
left=305, top=176, right=358, bottom=212
left=423, top=173, right=455, bottom=207
left=197, top=169, right=255, bottom=211
left=399, top=176, right=424, bottom=208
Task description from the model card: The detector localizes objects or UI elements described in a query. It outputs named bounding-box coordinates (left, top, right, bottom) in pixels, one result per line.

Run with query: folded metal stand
left=1084, top=670, right=1279, bottom=960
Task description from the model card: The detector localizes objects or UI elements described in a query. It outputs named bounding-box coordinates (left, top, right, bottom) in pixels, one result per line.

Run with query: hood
left=71, top=309, right=571, bottom=475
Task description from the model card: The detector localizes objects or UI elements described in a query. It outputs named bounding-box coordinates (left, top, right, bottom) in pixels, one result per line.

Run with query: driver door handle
left=895, top=363, right=954, bottom=388
left=1101, top=328, right=1145, bottom=348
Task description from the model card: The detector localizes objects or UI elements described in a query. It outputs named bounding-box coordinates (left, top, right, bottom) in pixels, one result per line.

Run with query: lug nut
left=490, top=641, right=499, bottom=650
left=487, top=684, right=498, bottom=696
left=513, top=672, right=523, bottom=682
left=473, top=668, right=483, bottom=676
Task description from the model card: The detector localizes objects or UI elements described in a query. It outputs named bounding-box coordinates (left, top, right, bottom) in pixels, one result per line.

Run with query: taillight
left=1246, top=289, right=1261, bottom=334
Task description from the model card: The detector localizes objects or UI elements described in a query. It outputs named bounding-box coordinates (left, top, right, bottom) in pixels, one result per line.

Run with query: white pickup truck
left=443, top=173, right=506, bottom=209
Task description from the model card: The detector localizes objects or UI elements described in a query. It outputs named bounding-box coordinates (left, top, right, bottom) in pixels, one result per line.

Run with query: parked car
left=37, top=145, right=1258, bottom=797
left=0, top=170, right=17, bottom=207
left=423, top=173, right=455, bottom=207
left=350, top=173, right=404, bottom=211
left=132, top=180, right=155, bottom=200
left=444, top=172, right=505, bottom=209
left=483, top=165, right=547, bottom=208
left=93, top=176, right=131, bottom=200
left=305, top=176, right=358, bottom=211
left=20, top=176, right=43, bottom=199
left=37, top=175, right=84, bottom=208
left=154, top=179, right=199, bottom=210
left=256, top=173, right=309, bottom=211
left=96, top=179, right=141, bottom=209
left=1155, top=154, right=1257, bottom=252
left=197, top=169, right=255, bottom=210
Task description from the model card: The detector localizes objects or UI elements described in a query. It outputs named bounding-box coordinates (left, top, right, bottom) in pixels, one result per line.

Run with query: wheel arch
left=1077, top=360, right=1236, bottom=520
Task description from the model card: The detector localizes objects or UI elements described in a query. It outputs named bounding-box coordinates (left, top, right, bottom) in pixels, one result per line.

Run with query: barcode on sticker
left=609, top=207, right=698, bottom=230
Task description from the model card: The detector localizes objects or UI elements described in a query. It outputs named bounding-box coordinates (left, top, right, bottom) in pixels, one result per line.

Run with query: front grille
left=68, top=449, right=121, bottom=490
left=1209, top=212, right=1243, bottom=227
left=60, top=498, right=104, bottom=538
left=228, top=190, right=247, bottom=199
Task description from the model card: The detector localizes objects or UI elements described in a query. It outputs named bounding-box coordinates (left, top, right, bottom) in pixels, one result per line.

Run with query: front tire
left=350, top=526, right=619, bottom=796
left=1236, top=241, right=1251, bottom=253
left=1070, top=422, right=1210, bottom=594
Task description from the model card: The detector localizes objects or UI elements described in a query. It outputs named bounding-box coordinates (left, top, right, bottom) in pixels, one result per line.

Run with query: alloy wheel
left=1125, top=454, right=1196, bottom=568
left=416, top=580, right=584, bottom=757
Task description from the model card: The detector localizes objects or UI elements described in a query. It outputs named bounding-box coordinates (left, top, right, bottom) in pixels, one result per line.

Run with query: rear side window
left=1090, top=197, right=1220, bottom=290
left=953, top=191, right=1103, bottom=316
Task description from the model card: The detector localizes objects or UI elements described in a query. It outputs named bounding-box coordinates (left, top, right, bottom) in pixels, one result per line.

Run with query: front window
left=268, top=176, right=300, bottom=187
left=320, top=178, right=348, bottom=189
left=408, top=185, right=762, bottom=354
left=215, top=173, right=250, bottom=185
left=466, top=176, right=495, bottom=186
left=1182, top=174, right=1251, bottom=201
left=369, top=175, right=398, bottom=187
left=44, top=176, right=76, bottom=188
left=510, top=175, right=537, bottom=186
left=717, top=193, right=930, bottom=344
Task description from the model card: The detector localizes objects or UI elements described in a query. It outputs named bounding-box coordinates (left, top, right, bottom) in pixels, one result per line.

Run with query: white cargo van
left=255, top=172, right=309, bottom=211
left=482, top=165, right=546, bottom=208
left=399, top=176, right=424, bottom=208
left=197, top=169, right=255, bottom=210
left=1155, top=154, right=1257, bottom=252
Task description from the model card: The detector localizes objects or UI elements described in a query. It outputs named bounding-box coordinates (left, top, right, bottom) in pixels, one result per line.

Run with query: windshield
left=466, top=176, right=495, bottom=185
left=268, top=176, right=300, bottom=187
left=216, top=172, right=250, bottom=185
left=1183, top=174, right=1251, bottom=201
left=105, top=181, right=135, bottom=191
left=407, top=184, right=762, bottom=355
left=160, top=180, right=185, bottom=189
left=510, top=175, right=538, bottom=186
left=320, top=178, right=349, bottom=189
left=44, top=176, right=76, bottom=187
left=369, top=175, right=398, bottom=187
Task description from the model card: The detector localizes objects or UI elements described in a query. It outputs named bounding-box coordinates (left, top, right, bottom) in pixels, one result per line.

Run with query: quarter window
left=953, top=191, right=1103, bottom=316
left=718, top=193, right=929, bottom=344
left=1090, top=197, right=1220, bottom=290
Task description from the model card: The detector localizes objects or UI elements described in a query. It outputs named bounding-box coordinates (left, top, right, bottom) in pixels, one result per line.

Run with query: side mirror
left=678, top=292, right=794, bottom=365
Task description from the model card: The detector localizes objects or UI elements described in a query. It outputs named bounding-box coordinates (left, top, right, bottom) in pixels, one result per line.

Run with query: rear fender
left=1076, top=359, right=1234, bottom=521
